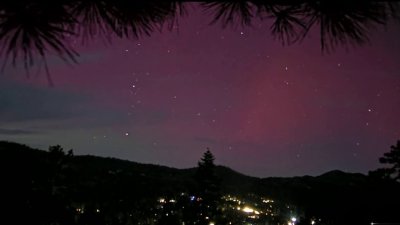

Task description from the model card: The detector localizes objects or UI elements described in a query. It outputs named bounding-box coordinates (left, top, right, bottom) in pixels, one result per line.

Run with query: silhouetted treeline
left=369, top=140, right=400, bottom=182
left=1, top=1, right=399, bottom=72
left=1, top=140, right=400, bottom=225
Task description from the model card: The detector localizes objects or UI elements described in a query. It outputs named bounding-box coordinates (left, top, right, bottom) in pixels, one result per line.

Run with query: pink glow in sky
left=1, top=7, right=400, bottom=177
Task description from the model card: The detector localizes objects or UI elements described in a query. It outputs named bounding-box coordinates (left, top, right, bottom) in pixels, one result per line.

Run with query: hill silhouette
left=2, top=141, right=400, bottom=225
left=1, top=141, right=257, bottom=196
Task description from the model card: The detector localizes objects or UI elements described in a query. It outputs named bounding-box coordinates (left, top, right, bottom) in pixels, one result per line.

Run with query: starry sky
left=1, top=6, right=400, bottom=177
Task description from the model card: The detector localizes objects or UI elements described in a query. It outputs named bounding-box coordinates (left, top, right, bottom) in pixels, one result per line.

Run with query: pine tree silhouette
left=378, top=140, right=400, bottom=182
left=0, top=1, right=398, bottom=72
left=194, top=148, right=221, bottom=224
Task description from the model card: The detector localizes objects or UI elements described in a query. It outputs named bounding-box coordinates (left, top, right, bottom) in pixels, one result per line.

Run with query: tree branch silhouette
left=0, top=0, right=399, bottom=74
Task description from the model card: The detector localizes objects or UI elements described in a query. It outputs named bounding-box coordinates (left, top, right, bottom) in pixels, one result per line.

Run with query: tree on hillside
left=379, top=140, right=400, bottom=181
left=47, top=145, right=74, bottom=196
left=48, top=145, right=74, bottom=166
left=196, top=148, right=220, bottom=198
left=194, top=148, right=221, bottom=224
left=369, top=140, right=400, bottom=182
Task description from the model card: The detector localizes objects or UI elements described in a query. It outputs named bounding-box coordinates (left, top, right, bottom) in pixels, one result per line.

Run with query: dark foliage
left=371, top=140, right=400, bottom=182
left=194, top=148, right=221, bottom=223
left=1, top=141, right=400, bottom=225
left=0, top=1, right=399, bottom=72
left=0, top=0, right=181, bottom=75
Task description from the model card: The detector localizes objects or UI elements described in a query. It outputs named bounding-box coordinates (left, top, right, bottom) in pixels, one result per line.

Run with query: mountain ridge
left=2, top=140, right=400, bottom=225
left=0, top=140, right=362, bottom=179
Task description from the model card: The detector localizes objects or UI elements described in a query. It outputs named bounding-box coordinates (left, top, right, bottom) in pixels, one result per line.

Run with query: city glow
left=242, top=206, right=254, bottom=213
left=263, top=199, right=274, bottom=203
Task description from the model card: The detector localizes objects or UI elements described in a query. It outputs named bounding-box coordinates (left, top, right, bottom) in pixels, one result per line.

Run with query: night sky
left=1, top=6, right=400, bottom=177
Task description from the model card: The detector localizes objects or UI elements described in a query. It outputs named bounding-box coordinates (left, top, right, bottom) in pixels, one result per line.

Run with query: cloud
left=0, top=78, right=171, bottom=133
left=0, top=128, right=41, bottom=135
left=0, top=78, right=130, bottom=132
left=0, top=80, right=87, bottom=122
left=1, top=49, right=104, bottom=74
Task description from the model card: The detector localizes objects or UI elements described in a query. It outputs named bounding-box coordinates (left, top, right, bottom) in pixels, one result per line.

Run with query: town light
left=242, top=206, right=254, bottom=213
